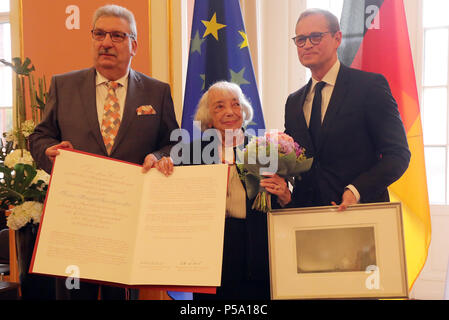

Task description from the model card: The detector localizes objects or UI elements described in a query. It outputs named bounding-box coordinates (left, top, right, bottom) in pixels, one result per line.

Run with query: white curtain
left=241, top=0, right=308, bottom=132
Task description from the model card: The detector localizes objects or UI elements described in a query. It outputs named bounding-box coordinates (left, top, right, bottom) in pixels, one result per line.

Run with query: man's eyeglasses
left=91, top=29, right=135, bottom=42
left=292, top=32, right=331, bottom=48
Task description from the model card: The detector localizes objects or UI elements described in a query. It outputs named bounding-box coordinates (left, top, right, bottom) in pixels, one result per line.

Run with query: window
left=306, top=0, right=343, bottom=17
left=422, top=0, right=449, bottom=204
left=0, top=0, right=12, bottom=136
left=0, top=0, right=8, bottom=12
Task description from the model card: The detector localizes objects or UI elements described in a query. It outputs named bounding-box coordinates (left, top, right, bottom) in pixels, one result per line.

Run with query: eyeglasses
left=292, top=32, right=331, bottom=48
left=91, top=29, right=135, bottom=42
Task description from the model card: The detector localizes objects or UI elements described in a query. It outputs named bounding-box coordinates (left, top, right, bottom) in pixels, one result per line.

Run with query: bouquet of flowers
left=236, top=132, right=313, bottom=213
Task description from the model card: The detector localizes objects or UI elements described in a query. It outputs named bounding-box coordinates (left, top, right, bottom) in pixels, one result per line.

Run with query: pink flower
left=294, top=142, right=304, bottom=157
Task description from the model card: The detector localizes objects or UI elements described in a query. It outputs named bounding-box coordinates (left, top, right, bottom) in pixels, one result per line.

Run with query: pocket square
left=136, top=105, right=157, bottom=115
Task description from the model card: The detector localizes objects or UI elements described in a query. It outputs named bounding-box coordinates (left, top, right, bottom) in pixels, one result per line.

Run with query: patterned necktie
left=309, top=81, right=326, bottom=148
left=101, top=81, right=121, bottom=155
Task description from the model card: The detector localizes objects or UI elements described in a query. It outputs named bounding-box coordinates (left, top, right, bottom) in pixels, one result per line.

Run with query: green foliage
left=0, top=57, right=35, bottom=76
left=0, top=57, right=47, bottom=127
left=0, top=138, right=14, bottom=162
left=0, top=163, right=47, bottom=209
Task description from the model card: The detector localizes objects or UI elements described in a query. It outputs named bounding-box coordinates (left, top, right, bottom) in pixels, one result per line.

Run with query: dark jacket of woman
left=178, top=134, right=271, bottom=300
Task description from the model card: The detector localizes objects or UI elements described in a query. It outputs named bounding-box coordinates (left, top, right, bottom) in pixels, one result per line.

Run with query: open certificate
left=30, top=149, right=228, bottom=288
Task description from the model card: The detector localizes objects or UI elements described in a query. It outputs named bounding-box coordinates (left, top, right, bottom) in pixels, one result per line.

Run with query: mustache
left=98, top=49, right=117, bottom=56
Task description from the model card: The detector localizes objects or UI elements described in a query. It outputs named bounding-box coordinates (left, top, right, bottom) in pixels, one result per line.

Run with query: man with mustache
left=284, top=9, right=410, bottom=210
left=29, top=4, right=178, bottom=299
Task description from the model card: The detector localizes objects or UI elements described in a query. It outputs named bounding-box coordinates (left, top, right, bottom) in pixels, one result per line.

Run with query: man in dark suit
left=29, top=4, right=178, bottom=299
left=284, top=9, right=410, bottom=210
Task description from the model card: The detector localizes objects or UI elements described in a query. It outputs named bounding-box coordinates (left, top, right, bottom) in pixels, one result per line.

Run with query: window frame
left=0, top=8, right=8, bottom=22
left=421, top=18, right=449, bottom=205
left=0, top=9, right=12, bottom=137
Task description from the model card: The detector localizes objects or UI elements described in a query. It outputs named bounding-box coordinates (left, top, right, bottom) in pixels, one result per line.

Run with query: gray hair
left=297, top=8, right=340, bottom=34
left=92, top=4, right=137, bottom=40
left=194, top=81, right=254, bottom=132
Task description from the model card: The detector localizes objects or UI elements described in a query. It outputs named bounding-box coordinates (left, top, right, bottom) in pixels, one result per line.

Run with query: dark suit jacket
left=285, top=63, right=411, bottom=207
left=30, top=67, right=179, bottom=173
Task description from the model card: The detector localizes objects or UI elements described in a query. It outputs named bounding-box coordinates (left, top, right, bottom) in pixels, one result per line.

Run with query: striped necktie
left=101, top=81, right=121, bottom=155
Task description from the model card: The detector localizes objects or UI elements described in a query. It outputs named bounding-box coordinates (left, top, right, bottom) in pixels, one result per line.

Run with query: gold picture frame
left=268, top=202, right=408, bottom=299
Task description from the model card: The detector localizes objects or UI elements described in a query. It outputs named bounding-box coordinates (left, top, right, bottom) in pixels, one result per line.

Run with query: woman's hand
left=259, top=173, right=291, bottom=207
left=142, top=154, right=174, bottom=176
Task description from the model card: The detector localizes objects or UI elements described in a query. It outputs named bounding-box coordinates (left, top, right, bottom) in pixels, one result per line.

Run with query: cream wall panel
left=150, top=0, right=182, bottom=126
left=150, top=0, right=169, bottom=84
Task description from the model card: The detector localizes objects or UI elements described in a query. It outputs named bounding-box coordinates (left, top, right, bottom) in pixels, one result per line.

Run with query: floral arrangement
left=6, top=201, right=44, bottom=230
left=1, top=145, right=49, bottom=230
left=0, top=57, right=49, bottom=230
left=3, top=149, right=34, bottom=168
left=4, top=120, right=36, bottom=148
left=236, top=132, right=313, bottom=213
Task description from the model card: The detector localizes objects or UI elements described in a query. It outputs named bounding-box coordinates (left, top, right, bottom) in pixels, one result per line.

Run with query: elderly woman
left=183, top=81, right=290, bottom=300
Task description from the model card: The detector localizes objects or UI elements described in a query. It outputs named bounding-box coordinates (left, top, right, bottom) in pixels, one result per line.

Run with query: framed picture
left=268, top=202, right=408, bottom=299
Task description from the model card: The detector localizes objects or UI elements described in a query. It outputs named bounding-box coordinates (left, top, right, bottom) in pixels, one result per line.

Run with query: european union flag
left=181, top=0, right=265, bottom=138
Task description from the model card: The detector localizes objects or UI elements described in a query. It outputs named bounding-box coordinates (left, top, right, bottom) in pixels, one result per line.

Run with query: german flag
left=339, top=0, right=431, bottom=290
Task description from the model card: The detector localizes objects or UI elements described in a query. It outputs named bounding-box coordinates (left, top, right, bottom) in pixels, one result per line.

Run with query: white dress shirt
left=303, top=60, right=340, bottom=126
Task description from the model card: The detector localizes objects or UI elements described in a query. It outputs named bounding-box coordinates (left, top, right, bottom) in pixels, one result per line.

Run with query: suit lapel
left=111, top=69, right=140, bottom=154
left=79, top=68, right=107, bottom=154
left=318, top=64, right=350, bottom=152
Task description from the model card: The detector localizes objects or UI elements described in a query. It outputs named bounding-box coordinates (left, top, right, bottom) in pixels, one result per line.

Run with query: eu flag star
left=238, top=31, right=248, bottom=49
left=200, top=74, right=206, bottom=90
left=201, top=13, right=227, bottom=40
left=191, top=30, right=205, bottom=55
left=230, top=67, right=250, bottom=86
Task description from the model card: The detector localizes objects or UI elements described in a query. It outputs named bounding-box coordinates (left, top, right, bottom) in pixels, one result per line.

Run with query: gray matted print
left=296, top=227, right=376, bottom=273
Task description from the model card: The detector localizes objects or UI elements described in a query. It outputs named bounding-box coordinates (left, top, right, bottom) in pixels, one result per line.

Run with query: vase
left=15, top=223, right=55, bottom=300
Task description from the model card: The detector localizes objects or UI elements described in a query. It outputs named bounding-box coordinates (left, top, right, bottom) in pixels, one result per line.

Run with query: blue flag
left=181, top=0, right=265, bottom=138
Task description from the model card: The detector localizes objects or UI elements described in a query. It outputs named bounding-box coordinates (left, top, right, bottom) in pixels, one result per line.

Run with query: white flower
left=26, top=201, right=44, bottom=224
left=31, top=169, right=50, bottom=186
left=21, top=120, right=36, bottom=138
left=4, top=149, right=34, bottom=168
left=4, top=128, right=19, bottom=146
left=6, top=201, right=43, bottom=230
left=6, top=210, right=30, bottom=230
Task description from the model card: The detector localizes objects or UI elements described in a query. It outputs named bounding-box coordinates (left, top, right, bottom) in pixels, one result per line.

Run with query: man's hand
left=259, top=173, right=291, bottom=207
left=45, top=141, right=74, bottom=163
left=142, top=154, right=174, bottom=176
left=331, top=189, right=357, bottom=212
